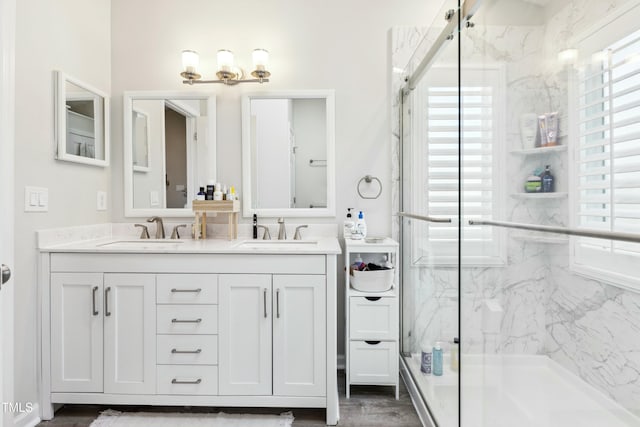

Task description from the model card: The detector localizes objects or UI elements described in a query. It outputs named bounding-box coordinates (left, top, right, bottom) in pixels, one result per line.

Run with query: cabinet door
left=219, top=274, right=272, bottom=395
left=51, top=273, right=103, bottom=392
left=273, top=275, right=326, bottom=397
left=103, top=274, right=156, bottom=394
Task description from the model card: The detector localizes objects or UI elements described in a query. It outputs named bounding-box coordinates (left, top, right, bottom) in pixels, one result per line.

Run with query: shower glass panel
left=400, top=0, right=640, bottom=426
left=458, top=0, right=640, bottom=426
left=400, top=1, right=460, bottom=426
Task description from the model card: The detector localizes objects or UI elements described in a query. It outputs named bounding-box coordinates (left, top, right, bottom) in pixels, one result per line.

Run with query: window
left=410, top=67, right=505, bottom=266
left=572, top=24, right=640, bottom=290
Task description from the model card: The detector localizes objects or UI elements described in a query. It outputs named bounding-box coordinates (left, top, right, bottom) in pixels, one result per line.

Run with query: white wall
left=110, top=0, right=443, bottom=358
left=14, top=0, right=111, bottom=410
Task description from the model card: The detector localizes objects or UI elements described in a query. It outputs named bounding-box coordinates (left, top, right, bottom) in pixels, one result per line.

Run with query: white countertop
left=39, top=236, right=342, bottom=255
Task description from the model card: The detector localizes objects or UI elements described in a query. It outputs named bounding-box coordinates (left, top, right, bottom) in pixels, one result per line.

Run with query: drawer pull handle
left=365, top=340, right=381, bottom=345
left=92, top=286, right=99, bottom=316
left=171, top=348, right=202, bottom=354
left=365, top=296, right=382, bottom=301
left=170, top=288, right=202, bottom=293
left=276, top=288, right=280, bottom=319
left=171, top=378, right=202, bottom=385
left=171, top=318, right=202, bottom=323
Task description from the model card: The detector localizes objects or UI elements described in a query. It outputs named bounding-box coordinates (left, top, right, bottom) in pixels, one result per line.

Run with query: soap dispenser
left=343, top=208, right=355, bottom=239
left=353, top=211, right=367, bottom=239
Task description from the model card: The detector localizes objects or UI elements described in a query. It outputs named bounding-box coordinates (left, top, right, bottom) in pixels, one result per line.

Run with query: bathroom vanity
left=38, top=235, right=341, bottom=425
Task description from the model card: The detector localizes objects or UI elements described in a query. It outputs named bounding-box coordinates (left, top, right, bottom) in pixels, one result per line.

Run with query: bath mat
left=90, top=409, right=295, bottom=427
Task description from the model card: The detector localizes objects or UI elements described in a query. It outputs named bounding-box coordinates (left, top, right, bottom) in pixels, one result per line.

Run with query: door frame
left=0, top=0, right=16, bottom=425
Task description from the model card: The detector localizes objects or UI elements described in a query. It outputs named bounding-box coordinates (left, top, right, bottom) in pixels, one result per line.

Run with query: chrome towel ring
left=357, top=175, right=382, bottom=199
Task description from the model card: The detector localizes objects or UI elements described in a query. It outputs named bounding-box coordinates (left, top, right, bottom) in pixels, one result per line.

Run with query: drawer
left=157, top=305, right=218, bottom=335
left=157, top=335, right=218, bottom=365
left=349, top=340, right=397, bottom=385
left=349, top=296, right=398, bottom=340
left=157, top=365, right=218, bottom=395
left=157, top=274, right=218, bottom=304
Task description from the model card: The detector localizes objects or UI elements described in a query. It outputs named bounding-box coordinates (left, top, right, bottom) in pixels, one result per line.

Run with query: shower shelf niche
left=511, top=192, right=567, bottom=199
left=510, top=145, right=567, bottom=156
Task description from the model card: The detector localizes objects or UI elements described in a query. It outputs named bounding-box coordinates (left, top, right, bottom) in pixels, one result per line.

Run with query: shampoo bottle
left=433, top=342, right=443, bottom=376
left=541, top=165, right=554, bottom=193
left=196, top=187, right=206, bottom=201
left=354, top=211, right=367, bottom=239
left=421, top=343, right=432, bottom=375
left=213, top=183, right=223, bottom=201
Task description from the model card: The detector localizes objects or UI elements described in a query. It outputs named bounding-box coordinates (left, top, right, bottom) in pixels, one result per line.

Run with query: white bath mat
left=90, top=409, right=295, bottom=427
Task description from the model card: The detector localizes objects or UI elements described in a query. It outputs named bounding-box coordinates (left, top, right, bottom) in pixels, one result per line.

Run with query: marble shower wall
left=392, top=0, right=640, bottom=417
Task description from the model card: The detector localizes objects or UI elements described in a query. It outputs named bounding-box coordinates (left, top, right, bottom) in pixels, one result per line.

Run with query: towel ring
left=357, top=175, right=382, bottom=199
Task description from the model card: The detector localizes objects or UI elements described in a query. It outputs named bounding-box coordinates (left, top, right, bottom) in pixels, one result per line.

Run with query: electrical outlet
left=97, top=191, right=107, bottom=211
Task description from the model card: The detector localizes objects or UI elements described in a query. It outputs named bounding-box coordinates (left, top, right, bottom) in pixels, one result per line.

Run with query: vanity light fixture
left=180, top=49, right=271, bottom=86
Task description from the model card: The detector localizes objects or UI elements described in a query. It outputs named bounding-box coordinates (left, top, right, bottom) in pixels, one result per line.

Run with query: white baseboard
left=337, top=353, right=345, bottom=370
left=14, top=403, right=41, bottom=427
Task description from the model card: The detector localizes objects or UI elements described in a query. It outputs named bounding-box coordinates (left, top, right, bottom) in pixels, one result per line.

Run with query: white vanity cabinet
left=40, top=250, right=339, bottom=425
left=50, top=273, right=156, bottom=394
left=218, top=274, right=326, bottom=397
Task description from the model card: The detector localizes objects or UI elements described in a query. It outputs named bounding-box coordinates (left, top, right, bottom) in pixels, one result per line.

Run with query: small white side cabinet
left=344, top=238, right=399, bottom=399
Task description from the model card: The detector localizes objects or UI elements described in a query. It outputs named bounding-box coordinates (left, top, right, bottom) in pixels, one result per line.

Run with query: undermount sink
left=235, top=239, right=318, bottom=249
left=97, top=240, right=185, bottom=249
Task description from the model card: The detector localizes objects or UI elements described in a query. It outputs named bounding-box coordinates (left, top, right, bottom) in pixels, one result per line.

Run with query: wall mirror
left=124, top=91, right=216, bottom=217
left=54, top=71, right=110, bottom=167
left=241, top=90, right=335, bottom=217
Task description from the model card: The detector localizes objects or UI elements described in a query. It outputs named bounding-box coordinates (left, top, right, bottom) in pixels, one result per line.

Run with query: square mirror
left=241, top=90, right=335, bottom=217
left=54, top=71, right=110, bottom=167
left=123, top=91, right=217, bottom=217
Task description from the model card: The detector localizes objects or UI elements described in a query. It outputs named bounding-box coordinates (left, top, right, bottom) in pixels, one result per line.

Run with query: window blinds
left=577, top=29, right=640, bottom=258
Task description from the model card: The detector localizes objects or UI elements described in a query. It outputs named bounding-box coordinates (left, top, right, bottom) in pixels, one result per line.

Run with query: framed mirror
left=241, top=90, right=335, bottom=217
left=54, top=71, right=110, bottom=167
left=124, top=91, right=216, bottom=217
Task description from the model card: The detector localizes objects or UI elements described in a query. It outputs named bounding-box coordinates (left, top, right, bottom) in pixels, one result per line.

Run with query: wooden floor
left=37, top=372, right=422, bottom=427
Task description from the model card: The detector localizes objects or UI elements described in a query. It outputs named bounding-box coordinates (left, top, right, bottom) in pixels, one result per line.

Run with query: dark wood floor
left=37, top=372, right=422, bottom=427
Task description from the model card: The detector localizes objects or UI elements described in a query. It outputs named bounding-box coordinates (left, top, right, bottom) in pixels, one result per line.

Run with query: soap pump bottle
left=541, top=165, right=555, bottom=193
left=343, top=208, right=355, bottom=239
left=354, top=211, right=367, bottom=239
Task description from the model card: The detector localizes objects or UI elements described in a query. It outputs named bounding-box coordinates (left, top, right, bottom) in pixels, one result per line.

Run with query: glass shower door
left=399, top=2, right=461, bottom=425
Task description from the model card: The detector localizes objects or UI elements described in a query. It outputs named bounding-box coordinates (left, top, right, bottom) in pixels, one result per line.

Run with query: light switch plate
left=150, top=191, right=159, bottom=206
left=25, top=186, right=48, bottom=212
left=97, top=191, right=107, bottom=211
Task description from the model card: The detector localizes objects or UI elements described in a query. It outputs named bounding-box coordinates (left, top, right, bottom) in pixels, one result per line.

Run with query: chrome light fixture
left=180, top=49, right=271, bottom=85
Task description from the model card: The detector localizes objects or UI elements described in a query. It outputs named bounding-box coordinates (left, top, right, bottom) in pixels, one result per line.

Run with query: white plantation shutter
left=411, top=67, right=503, bottom=265
left=574, top=28, right=640, bottom=288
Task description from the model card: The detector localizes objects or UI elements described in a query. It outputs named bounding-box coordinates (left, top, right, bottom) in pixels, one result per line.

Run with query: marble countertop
left=39, top=236, right=342, bottom=255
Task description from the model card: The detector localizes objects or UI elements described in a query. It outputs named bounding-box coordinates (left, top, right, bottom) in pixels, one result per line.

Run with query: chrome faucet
left=277, top=217, right=286, bottom=240
left=294, top=225, right=308, bottom=240
left=134, top=224, right=150, bottom=239
left=257, top=225, right=271, bottom=240
left=146, top=216, right=165, bottom=239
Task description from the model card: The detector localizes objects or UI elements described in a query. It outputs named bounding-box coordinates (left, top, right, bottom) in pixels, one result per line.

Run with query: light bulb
left=252, top=49, right=269, bottom=72
left=181, top=50, right=199, bottom=74
left=217, top=49, right=234, bottom=73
